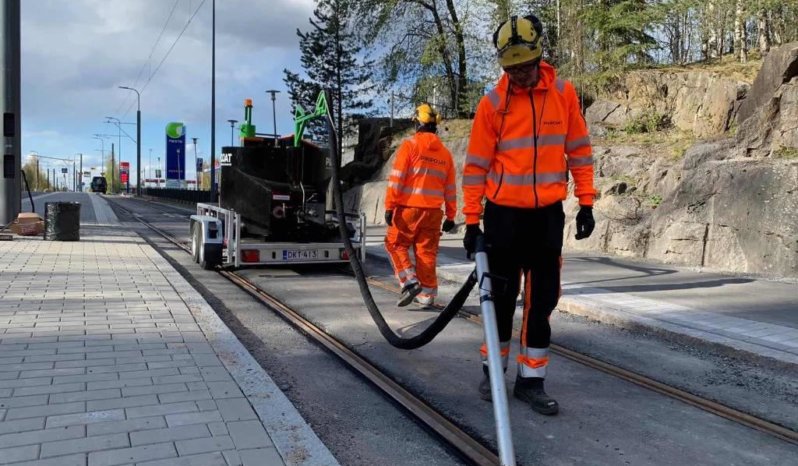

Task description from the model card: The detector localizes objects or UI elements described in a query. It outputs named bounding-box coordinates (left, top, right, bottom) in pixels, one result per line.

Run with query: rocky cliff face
left=347, top=43, right=798, bottom=278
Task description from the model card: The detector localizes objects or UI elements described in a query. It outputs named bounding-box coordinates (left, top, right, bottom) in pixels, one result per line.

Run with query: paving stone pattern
left=0, top=233, right=286, bottom=466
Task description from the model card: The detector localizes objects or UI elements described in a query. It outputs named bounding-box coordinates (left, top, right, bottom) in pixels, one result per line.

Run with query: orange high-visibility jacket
left=385, top=132, right=457, bottom=220
left=463, top=61, right=595, bottom=225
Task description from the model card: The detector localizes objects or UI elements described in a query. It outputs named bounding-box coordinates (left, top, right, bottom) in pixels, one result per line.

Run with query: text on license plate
left=282, top=249, right=318, bottom=261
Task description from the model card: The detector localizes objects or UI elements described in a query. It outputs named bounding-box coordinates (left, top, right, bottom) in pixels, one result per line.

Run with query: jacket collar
left=496, top=60, right=557, bottom=95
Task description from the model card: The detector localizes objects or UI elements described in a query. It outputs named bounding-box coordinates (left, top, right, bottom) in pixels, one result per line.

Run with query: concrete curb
left=365, top=245, right=798, bottom=367
left=141, top=235, right=341, bottom=466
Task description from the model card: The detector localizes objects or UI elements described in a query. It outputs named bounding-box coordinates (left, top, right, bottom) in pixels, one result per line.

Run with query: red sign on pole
left=120, top=162, right=130, bottom=185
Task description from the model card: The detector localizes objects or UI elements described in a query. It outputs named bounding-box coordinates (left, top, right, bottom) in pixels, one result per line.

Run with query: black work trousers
left=483, top=200, right=565, bottom=349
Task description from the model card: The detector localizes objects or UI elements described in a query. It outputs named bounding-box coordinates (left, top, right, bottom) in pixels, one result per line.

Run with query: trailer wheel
left=191, top=223, right=201, bottom=264
left=200, top=243, right=222, bottom=270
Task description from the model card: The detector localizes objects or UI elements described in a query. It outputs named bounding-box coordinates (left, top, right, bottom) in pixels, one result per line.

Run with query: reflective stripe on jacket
left=385, top=132, right=457, bottom=220
left=463, top=61, right=595, bottom=225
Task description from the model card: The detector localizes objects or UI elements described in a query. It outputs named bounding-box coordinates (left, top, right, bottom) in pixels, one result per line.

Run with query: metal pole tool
left=474, top=234, right=516, bottom=466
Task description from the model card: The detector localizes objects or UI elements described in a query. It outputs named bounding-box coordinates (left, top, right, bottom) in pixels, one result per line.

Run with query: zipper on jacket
left=530, top=91, right=539, bottom=209
left=492, top=163, right=504, bottom=199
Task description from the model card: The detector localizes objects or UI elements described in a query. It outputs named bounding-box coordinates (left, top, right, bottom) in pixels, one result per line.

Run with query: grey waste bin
left=44, top=202, right=81, bottom=241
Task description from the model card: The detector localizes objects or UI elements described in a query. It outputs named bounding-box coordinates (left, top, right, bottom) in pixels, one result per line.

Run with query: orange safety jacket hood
left=385, top=131, right=457, bottom=220
left=462, top=61, right=595, bottom=225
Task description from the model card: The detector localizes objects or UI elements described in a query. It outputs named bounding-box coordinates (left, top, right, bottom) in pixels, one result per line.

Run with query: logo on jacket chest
left=420, top=155, right=445, bottom=166
left=543, top=120, right=562, bottom=126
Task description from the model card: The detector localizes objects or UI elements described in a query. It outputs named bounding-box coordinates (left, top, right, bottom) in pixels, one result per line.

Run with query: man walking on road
left=462, top=14, right=596, bottom=415
left=385, top=103, right=457, bottom=307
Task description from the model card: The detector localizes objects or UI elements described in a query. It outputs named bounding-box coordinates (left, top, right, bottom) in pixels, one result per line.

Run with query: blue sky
left=21, top=0, right=318, bottom=185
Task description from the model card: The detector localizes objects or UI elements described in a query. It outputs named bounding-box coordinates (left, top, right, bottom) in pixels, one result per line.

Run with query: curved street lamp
left=119, top=86, right=142, bottom=195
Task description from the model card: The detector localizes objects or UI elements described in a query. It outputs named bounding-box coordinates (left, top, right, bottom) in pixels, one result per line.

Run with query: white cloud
left=20, top=0, right=315, bottom=180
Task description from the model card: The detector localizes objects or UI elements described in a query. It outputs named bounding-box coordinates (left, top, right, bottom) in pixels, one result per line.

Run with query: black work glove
left=463, top=224, right=483, bottom=257
left=575, top=206, right=595, bottom=240
left=384, top=210, right=393, bottom=227
left=441, top=219, right=455, bottom=233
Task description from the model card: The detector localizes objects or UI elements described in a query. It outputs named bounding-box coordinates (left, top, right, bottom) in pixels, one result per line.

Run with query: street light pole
left=192, top=137, right=198, bottom=191
left=227, top=119, right=237, bottom=146
left=210, top=0, right=217, bottom=202
left=266, top=90, right=280, bottom=138
left=105, top=117, right=122, bottom=192
left=119, top=86, right=141, bottom=196
left=0, top=0, right=21, bottom=225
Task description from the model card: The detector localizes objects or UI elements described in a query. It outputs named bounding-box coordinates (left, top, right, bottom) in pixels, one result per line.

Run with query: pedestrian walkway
left=21, top=193, right=119, bottom=226
left=365, top=226, right=798, bottom=366
left=0, top=227, right=338, bottom=466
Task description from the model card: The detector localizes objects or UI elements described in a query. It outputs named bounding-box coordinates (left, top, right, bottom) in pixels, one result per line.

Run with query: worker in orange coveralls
left=384, top=103, right=457, bottom=307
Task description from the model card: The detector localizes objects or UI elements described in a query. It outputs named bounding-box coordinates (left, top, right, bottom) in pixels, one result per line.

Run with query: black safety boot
left=397, top=282, right=422, bottom=307
left=513, top=376, right=559, bottom=415
left=478, top=366, right=507, bottom=402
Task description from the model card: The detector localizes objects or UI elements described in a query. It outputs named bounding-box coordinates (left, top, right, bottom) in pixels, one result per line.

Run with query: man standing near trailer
left=462, top=14, right=596, bottom=415
left=385, top=103, right=457, bottom=308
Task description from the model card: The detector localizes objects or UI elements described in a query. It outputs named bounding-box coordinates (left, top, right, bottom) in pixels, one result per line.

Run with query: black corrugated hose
left=324, top=91, right=477, bottom=350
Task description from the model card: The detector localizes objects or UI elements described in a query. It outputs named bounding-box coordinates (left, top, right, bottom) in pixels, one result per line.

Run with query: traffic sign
left=61, top=168, right=68, bottom=174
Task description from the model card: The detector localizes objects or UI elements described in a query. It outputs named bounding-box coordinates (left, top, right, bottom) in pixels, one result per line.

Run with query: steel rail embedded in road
left=110, top=199, right=500, bottom=466
left=368, top=280, right=798, bottom=448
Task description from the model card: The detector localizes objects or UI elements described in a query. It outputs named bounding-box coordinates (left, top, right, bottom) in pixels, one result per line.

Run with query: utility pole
left=192, top=137, right=198, bottom=191
left=0, top=0, right=21, bottom=225
left=72, top=157, right=76, bottom=191
left=118, top=86, right=141, bottom=195
left=148, top=148, right=152, bottom=185
left=227, top=119, right=237, bottom=146
left=210, top=0, right=217, bottom=202
left=78, top=153, right=82, bottom=192
left=111, top=143, right=115, bottom=194
left=266, top=90, right=280, bottom=138
left=35, top=157, right=39, bottom=190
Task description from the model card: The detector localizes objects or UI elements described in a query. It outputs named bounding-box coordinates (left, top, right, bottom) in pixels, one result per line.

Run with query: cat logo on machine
left=220, top=153, right=233, bottom=166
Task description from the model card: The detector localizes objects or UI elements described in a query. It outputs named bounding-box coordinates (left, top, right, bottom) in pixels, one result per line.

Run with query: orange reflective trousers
left=384, top=206, right=443, bottom=297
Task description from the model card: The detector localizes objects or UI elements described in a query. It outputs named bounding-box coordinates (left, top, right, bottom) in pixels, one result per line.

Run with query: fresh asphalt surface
left=103, top=197, right=798, bottom=466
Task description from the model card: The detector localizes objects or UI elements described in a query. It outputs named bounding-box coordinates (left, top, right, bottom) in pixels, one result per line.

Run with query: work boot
left=478, top=373, right=492, bottom=401
left=478, top=366, right=507, bottom=402
left=513, top=376, right=559, bottom=415
left=397, top=282, right=422, bottom=307
left=413, top=293, right=435, bottom=307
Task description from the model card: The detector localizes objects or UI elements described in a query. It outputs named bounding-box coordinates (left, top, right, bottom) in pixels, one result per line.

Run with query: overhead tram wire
left=113, top=0, right=181, bottom=116
left=121, top=0, right=208, bottom=119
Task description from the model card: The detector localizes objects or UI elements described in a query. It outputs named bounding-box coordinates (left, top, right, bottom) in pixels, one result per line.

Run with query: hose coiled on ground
left=324, top=93, right=477, bottom=350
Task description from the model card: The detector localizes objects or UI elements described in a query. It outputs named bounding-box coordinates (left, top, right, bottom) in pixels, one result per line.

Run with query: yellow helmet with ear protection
left=493, top=14, right=543, bottom=68
left=415, top=103, right=442, bottom=125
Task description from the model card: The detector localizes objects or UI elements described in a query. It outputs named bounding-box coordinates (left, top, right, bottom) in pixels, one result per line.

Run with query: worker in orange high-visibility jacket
left=385, top=103, right=457, bottom=308
left=463, top=14, right=596, bottom=415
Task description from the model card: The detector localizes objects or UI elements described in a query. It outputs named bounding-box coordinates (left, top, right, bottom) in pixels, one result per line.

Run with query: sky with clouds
left=21, top=0, right=320, bottom=184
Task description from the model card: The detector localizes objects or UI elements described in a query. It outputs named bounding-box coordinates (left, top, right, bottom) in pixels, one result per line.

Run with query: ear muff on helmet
left=415, top=103, right=442, bottom=125
left=493, top=14, right=544, bottom=68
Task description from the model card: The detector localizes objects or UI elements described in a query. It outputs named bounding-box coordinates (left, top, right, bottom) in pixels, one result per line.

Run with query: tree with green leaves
left=354, top=0, right=471, bottom=117
left=283, top=0, right=374, bottom=159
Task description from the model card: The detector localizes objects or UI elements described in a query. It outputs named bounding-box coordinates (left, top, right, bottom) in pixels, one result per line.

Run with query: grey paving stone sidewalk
left=0, top=228, right=338, bottom=466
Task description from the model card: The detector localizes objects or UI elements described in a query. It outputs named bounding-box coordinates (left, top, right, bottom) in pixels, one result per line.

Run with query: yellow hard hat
left=493, top=15, right=543, bottom=68
left=415, top=103, right=442, bottom=125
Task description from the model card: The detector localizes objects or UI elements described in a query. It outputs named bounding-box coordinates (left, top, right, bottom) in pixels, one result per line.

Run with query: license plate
left=282, top=249, right=318, bottom=261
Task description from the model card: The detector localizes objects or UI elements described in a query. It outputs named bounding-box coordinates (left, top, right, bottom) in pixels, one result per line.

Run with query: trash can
left=44, top=202, right=81, bottom=241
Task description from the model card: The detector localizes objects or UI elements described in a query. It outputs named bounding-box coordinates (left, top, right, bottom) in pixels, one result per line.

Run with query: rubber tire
left=200, top=243, right=222, bottom=270
left=191, top=223, right=201, bottom=264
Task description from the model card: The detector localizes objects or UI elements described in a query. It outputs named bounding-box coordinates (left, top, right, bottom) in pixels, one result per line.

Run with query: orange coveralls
left=384, top=131, right=457, bottom=298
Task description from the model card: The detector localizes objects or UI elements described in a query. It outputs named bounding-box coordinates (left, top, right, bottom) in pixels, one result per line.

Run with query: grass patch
left=623, top=111, right=671, bottom=134
left=650, top=52, right=762, bottom=84
left=773, top=146, right=798, bottom=159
